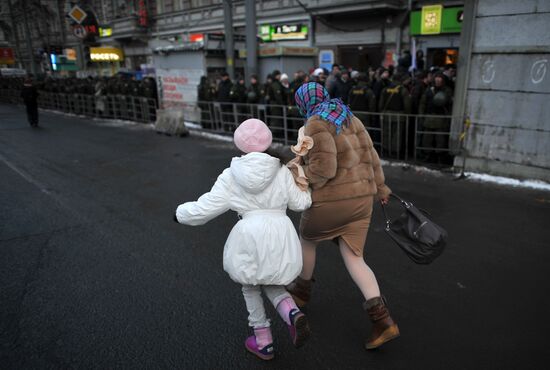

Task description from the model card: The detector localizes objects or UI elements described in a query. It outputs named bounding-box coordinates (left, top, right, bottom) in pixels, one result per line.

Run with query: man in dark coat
left=245, top=74, right=263, bottom=105
left=329, top=70, right=353, bottom=104
left=245, top=74, right=263, bottom=117
left=378, top=73, right=412, bottom=158
left=20, top=78, right=39, bottom=127
left=216, top=72, right=234, bottom=129
left=373, top=68, right=391, bottom=106
left=348, top=72, right=377, bottom=127
left=419, top=72, right=454, bottom=163
left=266, top=70, right=285, bottom=136
left=216, top=72, right=233, bottom=102
left=198, top=76, right=214, bottom=128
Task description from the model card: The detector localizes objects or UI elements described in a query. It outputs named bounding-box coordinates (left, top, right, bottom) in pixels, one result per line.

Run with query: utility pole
left=57, top=0, right=67, bottom=45
left=7, top=0, right=23, bottom=69
left=223, top=0, right=234, bottom=80
left=245, top=0, right=257, bottom=84
left=21, top=0, right=37, bottom=75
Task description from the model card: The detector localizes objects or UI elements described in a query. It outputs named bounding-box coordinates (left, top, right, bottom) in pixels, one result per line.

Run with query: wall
left=259, top=56, right=315, bottom=82
left=459, top=0, right=550, bottom=181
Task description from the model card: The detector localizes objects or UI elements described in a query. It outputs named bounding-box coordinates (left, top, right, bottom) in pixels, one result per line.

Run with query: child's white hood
left=230, top=152, right=280, bottom=194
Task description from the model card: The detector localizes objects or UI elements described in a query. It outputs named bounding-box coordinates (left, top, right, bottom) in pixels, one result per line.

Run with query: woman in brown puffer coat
left=287, top=82, right=399, bottom=350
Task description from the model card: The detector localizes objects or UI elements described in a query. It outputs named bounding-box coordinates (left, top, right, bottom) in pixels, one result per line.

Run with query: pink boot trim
left=254, top=326, right=273, bottom=349
left=276, top=297, right=298, bottom=325
left=245, top=336, right=274, bottom=360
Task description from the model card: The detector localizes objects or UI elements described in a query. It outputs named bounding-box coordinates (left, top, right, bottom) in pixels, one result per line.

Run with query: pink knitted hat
left=233, top=119, right=273, bottom=153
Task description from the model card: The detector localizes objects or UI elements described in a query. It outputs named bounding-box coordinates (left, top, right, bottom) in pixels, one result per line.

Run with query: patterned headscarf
left=294, top=82, right=352, bottom=134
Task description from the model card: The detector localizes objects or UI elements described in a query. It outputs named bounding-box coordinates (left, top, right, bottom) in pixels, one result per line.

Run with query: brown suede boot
left=364, top=296, right=400, bottom=349
left=286, top=277, right=313, bottom=308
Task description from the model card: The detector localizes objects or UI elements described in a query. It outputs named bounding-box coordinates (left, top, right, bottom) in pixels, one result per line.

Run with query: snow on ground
left=462, top=172, right=550, bottom=191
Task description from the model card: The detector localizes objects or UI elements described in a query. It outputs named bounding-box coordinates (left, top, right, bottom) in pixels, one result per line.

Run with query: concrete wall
left=460, top=0, right=550, bottom=180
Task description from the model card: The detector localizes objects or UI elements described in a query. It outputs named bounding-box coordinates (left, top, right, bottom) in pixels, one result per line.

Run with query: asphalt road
left=1, top=104, right=549, bottom=370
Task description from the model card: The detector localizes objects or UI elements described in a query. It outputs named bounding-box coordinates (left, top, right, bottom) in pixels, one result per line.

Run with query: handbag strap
left=380, top=193, right=412, bottom=230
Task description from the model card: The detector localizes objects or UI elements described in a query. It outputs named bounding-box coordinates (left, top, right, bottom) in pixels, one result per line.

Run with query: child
left=175, top=119, right=312, bottom=360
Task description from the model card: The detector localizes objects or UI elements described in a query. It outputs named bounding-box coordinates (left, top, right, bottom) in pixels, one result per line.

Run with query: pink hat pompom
left=234, top=118, right=273, bottom=153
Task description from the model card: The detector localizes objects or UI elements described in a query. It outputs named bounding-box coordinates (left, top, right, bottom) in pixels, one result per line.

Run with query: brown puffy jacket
left=302, top=115, right=391, bottom=203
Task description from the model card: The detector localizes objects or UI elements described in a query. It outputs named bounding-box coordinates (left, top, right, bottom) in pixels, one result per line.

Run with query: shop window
left=428, top=48, right=458, bottom=68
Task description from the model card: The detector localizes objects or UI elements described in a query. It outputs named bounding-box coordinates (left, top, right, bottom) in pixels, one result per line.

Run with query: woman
left=287, top=82, right=399, bottom=350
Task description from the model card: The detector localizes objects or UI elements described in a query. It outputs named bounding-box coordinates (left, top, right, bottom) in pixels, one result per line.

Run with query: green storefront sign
left=410, top=6, right=463, bottom=35
left=259, top=23, right=309, bottom=42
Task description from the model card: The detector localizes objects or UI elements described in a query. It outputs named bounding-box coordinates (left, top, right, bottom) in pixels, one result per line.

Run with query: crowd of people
left=198, top=54, right=456, bottom=163
left=0, top=74, right=159, bottom=105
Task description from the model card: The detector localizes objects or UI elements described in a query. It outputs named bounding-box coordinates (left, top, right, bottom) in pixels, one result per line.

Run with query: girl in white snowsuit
left=175, top=119, right=312, bottom=360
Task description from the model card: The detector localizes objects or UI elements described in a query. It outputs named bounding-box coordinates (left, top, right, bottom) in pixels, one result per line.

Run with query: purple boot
left=276, top=297, right=311, bottom=348
left=287, top=308, right=310, bottom=348
left=245, top=327, right=274, bottom=361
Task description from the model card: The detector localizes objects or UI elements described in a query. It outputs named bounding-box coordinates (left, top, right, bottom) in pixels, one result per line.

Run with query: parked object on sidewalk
left=381, top=193, right=447, bottom=264
left=154, top=109, right=189, bottom=137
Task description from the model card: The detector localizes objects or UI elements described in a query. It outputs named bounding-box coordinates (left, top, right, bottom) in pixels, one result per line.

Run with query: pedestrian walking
left=174, top=119, right=312, bottom=361
left=20, top=78, right=39, bottom=127
left=287, top=82, right=400, bottom=350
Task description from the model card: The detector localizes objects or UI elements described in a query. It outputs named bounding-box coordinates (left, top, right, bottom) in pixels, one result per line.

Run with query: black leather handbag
left=381, top=194, right=447, bottom=264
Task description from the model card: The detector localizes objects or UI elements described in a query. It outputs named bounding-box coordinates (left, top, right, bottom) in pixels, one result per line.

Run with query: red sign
left=190, top=33, right=204, bottom=43
left=0, top=48, right=15, bottom=65
left=138, top=0, right=148, bottom=27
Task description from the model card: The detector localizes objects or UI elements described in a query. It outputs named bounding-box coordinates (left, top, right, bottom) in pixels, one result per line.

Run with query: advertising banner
left=156, top=68, right=203, bottom=109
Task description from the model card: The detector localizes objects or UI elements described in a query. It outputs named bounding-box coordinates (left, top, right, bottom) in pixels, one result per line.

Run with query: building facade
left=450, top=0, right=550, bottom=181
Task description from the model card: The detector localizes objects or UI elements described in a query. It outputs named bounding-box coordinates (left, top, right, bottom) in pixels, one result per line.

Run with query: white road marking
left=0, top=152, right=51, bottom=194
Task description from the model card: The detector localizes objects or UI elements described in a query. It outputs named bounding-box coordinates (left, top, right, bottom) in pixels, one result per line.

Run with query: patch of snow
left=380, top=160, right=443, bottom=176
left=464, top=172, right=550, bottom=191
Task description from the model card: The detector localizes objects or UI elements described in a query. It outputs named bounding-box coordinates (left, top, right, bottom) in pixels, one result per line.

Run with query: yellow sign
left=90, top=47, right=124, bottom=62
left=65, top=48, right=77, bottom=61
left=421, top=5, right=443, bottom=35
left=99, top=27, right=112, bottom=37
left=68, top=5, right=87, bottom=24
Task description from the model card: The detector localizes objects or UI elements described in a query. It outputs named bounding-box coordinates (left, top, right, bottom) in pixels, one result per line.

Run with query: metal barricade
left=0, top=89, right=458, bottom=166
left=192, top=100, right=458, bottom=164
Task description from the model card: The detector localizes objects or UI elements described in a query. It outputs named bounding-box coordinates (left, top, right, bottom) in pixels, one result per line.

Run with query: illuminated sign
left=65, top=48, right=77, bottom=61
left=99, top=27, right=112, bottom=37
left=421, top=5, right=443, bottom=34
left=138, top=0, right=148, bottom=27
left=0, top=48, right=15, bottom=65
left=259, top=23, right=309, bottom=42
left=410, top=6, right=463, bottom=35
left=190, top=33, right=204, bottom=43
left=90, top=47, right=124, bottom=62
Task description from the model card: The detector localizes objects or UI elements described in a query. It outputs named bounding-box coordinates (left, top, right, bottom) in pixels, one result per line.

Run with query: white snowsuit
left=175, top=152, right=312, bottom=285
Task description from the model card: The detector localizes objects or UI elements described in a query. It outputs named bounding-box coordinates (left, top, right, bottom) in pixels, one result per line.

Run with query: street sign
left=73, top=25, right=87, bottom=39
left=69, top=5, right=87, bottom=24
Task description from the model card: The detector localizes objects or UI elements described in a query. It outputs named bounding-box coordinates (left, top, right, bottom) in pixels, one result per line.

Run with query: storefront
left=241, top=45, right=317, bottom=80
left=410, top=5, right=464, bottom=68
left=89, top=46, right=124, bottom=76
left=253, top=21, right=315, bottom=78
left=150, top=33, right=246, bottom=121
left=314, top=9, right=408, bottom=71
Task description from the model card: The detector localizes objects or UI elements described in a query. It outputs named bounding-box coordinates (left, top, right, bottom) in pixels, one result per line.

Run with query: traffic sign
left=69, top=5, right=87, bottom=24
left=73, top=25, right=87, bottom=39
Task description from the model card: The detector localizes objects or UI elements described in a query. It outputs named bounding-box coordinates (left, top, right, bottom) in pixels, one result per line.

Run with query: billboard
left=156, top=68, right=203, bottom=109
